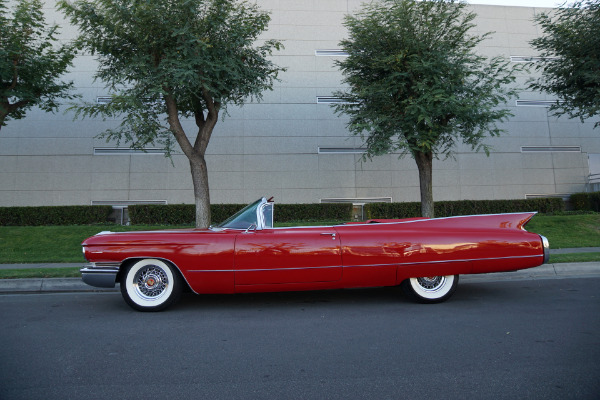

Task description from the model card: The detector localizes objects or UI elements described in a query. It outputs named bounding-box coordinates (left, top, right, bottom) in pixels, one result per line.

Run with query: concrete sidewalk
left=0, top=262, right=599, bottom=294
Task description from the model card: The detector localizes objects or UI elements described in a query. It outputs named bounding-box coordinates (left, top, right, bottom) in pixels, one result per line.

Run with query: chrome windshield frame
left=216, top=197, right=273, bottom=230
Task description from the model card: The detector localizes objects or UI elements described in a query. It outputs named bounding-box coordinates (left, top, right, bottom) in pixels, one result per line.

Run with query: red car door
left=233, top=227, right=342, bottom=286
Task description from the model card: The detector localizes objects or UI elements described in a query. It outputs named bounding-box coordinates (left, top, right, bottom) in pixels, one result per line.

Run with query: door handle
left=320, top=232, right=336, bottom=240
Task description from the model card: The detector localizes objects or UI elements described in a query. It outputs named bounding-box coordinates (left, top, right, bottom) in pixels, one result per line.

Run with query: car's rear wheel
left=401, top=275, right=459, bottom=303
left=120, top=258, right=183, bottom=312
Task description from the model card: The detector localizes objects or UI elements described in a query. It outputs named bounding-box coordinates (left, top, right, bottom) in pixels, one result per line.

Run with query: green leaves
left=0, top=0, right=78, bottom=129
left=529, top=0, right=600, bottom=128
left=333, top=0, right=519, bottom=161
left=59, top=0, right=285, bottom=157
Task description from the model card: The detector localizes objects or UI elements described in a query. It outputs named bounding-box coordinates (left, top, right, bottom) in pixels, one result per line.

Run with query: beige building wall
left=0, top=1, right=597, bottom=207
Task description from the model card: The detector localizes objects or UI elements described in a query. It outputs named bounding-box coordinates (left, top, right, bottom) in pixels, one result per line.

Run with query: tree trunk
left=189, top=154, right=211, bottom=228
left=414, top=151, right=434, bottom=218
left=163, top=90, right=217, bottom=229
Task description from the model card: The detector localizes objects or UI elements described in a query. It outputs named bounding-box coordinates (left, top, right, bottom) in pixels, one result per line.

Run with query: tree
left=0, top=0, right=77, bottom=130
left=530, top=0, right=600, bottom=128
left=58, top=0, right=284, bottom=227
left=333, top=0, right=519, bottom=218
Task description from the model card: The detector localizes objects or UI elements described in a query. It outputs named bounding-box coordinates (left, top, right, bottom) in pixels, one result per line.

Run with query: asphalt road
left=1, top=278, right=599, bottom=400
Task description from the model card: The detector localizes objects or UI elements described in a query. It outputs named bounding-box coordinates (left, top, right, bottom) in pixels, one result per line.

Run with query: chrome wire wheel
left=134, top=265, right=169, bottom=300
left=121, top=259, right=182, bottom=312
left=415, top=276, right=447, bottom=292
left=401, top=274, right=459, bottom=304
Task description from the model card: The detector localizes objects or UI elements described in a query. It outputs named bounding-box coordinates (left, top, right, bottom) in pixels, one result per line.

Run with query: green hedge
left=0, top=198, right=567, bottom=226
left=129, top=203, right=354, bottom=225
left=365, top=202, right=422, bottom=219
left=570, top=192, right=600, bottom=212
left=274, top=203, right=353, bottom=222
left=0, top=206, right=113, bottom=226
left=128, top=204, right=246, bottom=225
left=365, top=198, right=565, bottom=219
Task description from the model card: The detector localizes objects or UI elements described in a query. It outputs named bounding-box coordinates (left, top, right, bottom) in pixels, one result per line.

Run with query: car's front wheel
left=401, top=275, right=459, bottom=303
left=120, top=258, right=183, bottom=311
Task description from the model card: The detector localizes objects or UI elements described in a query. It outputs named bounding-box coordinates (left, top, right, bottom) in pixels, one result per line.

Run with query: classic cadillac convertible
left=81, top=198, right=549, bottom=311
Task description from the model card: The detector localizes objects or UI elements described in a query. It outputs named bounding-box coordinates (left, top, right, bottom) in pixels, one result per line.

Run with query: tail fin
left=427, top=212, right=537, bottom=231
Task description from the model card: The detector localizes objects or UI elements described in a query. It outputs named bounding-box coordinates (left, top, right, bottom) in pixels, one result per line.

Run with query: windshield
left=216, top=198, right=263, bottom=229
left=216, top=198, right=274, bottom=230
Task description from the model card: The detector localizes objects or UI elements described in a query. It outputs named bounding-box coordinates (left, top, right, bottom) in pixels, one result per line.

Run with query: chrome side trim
left=188, top=254, right=544, bottom=273
left=188, top=270, right=235, bottom=273
left=227, top=266, right=342, bottom=273
left=339, top=254, right=542, bottom=269
left=395, top=254, right=542, bottom=266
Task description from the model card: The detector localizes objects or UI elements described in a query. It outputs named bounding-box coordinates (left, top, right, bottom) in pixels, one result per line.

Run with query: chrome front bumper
left=81, top=262, right=120, bottom=288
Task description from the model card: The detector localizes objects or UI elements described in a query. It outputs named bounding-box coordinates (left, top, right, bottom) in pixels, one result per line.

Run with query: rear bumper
left=81, top=263, right=120, bottom=288
left=540, top=235, right=550, bottom=264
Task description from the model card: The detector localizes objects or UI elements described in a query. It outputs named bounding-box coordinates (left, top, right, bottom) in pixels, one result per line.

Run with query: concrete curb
left=0, top=278, right=118, bottom=294
left=460, top=262, right=600, bottom=283
left=0, top=262, right=599, bottom=294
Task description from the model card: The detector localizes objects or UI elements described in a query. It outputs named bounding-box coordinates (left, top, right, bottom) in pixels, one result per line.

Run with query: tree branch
left=191, top=95, right=206, bottom=129
left=6, top=99, right=30, bottom=113
left=193, top=88, right=220, bottom=154
left=163, top=89, right=194, bottom=158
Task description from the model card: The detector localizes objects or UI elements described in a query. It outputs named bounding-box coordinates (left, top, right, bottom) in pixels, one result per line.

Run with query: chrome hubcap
left=416, top=276, right=444, bottom=291
left=135, top=266, right=168, bottom=299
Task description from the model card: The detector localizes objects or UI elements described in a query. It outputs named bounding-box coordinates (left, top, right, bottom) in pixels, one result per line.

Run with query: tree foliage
left=59, top=0, right=284, bottom=227
left=530, top=0, right=600, bottom=128
left=333, top=0, right=520, bottom=217
left=0, top=0, right=77, bottom=130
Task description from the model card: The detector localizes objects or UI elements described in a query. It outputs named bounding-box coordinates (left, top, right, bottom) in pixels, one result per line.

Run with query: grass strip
left=549, top=253, right=600, bottom=264
left=526, top=214, right=600, bottom=248
left=0, top=225, right=192, bottom=263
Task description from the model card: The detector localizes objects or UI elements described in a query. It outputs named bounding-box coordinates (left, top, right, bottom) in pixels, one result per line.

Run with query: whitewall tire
left=401, top=275, right=459, bottom=304
left=120, top=258, right=183, bottom=311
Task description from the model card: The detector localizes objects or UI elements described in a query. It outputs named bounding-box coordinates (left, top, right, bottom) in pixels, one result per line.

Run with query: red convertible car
left=81, top=197, right=549, bottom=311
